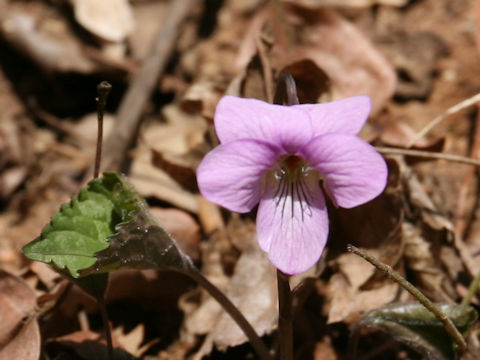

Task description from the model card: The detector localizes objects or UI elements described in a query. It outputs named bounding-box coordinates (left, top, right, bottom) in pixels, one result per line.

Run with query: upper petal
left=301, top=133, right=387, bottom=208
left=256, top=172, right=329, bottom=275
left=214, top=96, right=313, bottom=153
left=293, top=96, right=371, bottom=136
left=197, top=139, right=282, bottom=213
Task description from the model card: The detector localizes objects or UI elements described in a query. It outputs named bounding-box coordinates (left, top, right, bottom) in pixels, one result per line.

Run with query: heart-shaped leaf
left=355, top=302, right=478, bottom=360
left=23, top=172, right=193, bottom=279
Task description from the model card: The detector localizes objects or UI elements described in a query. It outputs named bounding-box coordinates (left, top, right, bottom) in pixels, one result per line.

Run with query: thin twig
left=462, top=270, right=480, bottom=306
left=375, top=146, right=480, bottom=167
left=407, top=93, right=480, bottom=148
left=94, top=81, right=112, bottom=178
left=93, top=0, right=196, bottom=175
left=454, top=107, right=480, bottom=238
left=184, top=269, right=272, bottom=360
left=347, top=244, right=467, bottom=353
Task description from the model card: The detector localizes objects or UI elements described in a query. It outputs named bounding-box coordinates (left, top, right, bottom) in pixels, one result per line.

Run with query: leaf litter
left=2, top=0, right=480, bottom=359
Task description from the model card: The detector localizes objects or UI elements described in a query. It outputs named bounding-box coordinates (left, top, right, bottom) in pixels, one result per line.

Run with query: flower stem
left=461, top=269, right=480, bottom=306
left=98, top=295, right=114, bottom=360
left=347, top=244, right=467, bottom=353
left=94, top=81, right=112, bottom=178
left=274, top=74, right=299, bottom=106
left=277, top=270, right=293, bottom=360
left=182, top=268, right=272, bottom=360
left=272, top=73, right=297, bottom=360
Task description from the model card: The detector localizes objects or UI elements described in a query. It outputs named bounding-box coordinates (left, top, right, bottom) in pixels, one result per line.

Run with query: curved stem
left=274, top=74, right=299, bottom=106
left=181, top=268, right=272, bottom=360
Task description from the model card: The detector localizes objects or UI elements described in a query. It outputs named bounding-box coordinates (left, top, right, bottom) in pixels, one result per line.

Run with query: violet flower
left=197, top=96, right=387, bottom=275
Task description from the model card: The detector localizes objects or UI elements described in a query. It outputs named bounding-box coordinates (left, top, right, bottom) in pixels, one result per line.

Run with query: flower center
left=274, top=155, right=311, bottom=182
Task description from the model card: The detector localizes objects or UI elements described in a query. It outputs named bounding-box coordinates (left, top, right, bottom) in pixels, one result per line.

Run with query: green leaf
left=355, top=302, right=478, bottom=360
left=23, top=172, right=193, bottom=279
left=22, top=173, right=144, bottom=278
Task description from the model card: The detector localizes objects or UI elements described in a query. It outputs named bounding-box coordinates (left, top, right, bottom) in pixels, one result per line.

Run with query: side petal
left=214, top=96, right=313, bottom=153
left=293, top=96, right=371, bottom=136
left=301, top=133, right=387, bottom=208
left=256, top=172, right=329, bottom=275
left=197, top=139, right=282, bottom=213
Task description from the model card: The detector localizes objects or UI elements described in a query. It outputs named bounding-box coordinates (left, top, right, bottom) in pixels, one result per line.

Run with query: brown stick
left=454, top=107, right=480, bottom=238
left=92, top=0, right=197, bottom=175
left=375, top=146, right=480, bottom=167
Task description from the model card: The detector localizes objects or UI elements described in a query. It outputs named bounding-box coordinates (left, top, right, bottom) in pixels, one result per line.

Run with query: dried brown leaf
left=47, top=330, right=135, bottom=360
left=237, top=4, right=396, bottom=113
left=0, top=270, right=40, bottom=360
left=71, top=0, right=135, bottom=42
left=192, top=242, right=277, bottom=357
left=326, top=272, right=398, bottom=324
left=0, top=4, right=96, bottom=73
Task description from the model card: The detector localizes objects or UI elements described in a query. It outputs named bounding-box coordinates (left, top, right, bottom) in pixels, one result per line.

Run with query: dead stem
left=347, top=244, right=467, bottom=353
left=407, top=92, right=480, bottom=148
left=375, top=146, right=480, bottom=167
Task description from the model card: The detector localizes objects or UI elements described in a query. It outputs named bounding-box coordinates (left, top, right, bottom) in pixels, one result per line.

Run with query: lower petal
left=197, top=139, right=281, bottom=213
left=256, top=172, right=329, bottom=275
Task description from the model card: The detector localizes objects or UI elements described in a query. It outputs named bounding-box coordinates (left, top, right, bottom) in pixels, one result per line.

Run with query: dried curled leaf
left=79, top=209, right=193, bottom=276
left=355, top=302, right=478, bottom=360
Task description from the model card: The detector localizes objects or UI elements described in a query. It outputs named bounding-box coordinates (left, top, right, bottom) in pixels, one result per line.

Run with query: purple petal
left=256, top=172, right=329, bottom=275
left=293, top=96, right=371, bottom=136
left=214, top=96, right=313, bottom=153
left=301, top=133, right=387, bottom=208
left=197, top=139, right=282, bottom=213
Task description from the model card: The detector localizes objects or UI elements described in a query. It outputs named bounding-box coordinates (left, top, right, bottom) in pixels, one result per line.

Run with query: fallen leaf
left=326, top=272, right=398, bottom=324
left=71, top=0, right=135, bottom=42
left=47, top=329, right=135, bottom=360
left=0, top=3, right=97, bottom=73
left=192, top=241, right=277, bottom=357
left=0, top=270, right=40, bottom=360
left=403, top=223, right=456, bottom=302
left=112, top=324, right=147, bottom=357
left=237, top=4, right=396, bottom=113
left=376, top=31, right=448, bottom=100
